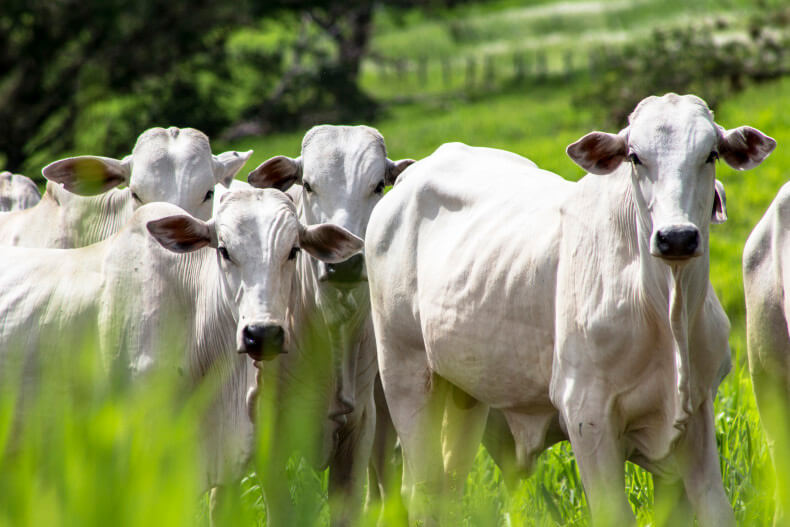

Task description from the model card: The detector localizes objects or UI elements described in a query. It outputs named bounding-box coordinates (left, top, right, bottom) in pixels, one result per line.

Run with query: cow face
left=567, top=94, right=775, bottom=263
left=42, top=127, right=252, bottom=221
left=146, top=189, right=363, bottom=361
left=248, top=125, right=413, bottom=285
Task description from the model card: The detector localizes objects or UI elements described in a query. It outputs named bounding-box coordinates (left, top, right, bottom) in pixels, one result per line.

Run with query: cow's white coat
left=0, top=189, right=362, bottom=491
left=0, top=171, right=41, bottom=212
left=247, top=124, right=413, bottom=526
left=367, top=95, right=774, bottom=526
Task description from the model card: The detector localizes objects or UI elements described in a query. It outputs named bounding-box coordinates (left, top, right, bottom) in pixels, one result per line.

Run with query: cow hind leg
left=482, top=409, right=521, bottom=491
left=379, top=337, right=459, bottom=527
left=328, top=394, right=376, bottom=527
left=747, top=297, right=790, bottom=525
left=441, top=383, right=489, bottom=499
left=367, top=375, right=406, bottom=525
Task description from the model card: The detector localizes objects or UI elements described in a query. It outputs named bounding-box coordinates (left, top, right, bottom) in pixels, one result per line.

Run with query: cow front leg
left=328, top=395, right=376, bottom=527
left=673, top=397, right=735, bottom=527
left=565, top=404, right=634, bottom=526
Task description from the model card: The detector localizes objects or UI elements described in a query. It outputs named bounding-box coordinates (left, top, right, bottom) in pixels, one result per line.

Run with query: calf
left=366, top=95, right=774, bottom=526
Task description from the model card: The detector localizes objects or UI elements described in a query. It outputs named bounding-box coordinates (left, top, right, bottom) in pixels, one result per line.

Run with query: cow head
left=567, top=94, right=775, bottom=263
left=248, top=125, right=413, bottom=286
left=0, top=171, right=41, bottom=212
left=42, top=127, right=252, bottom=221
left=146, top=189, right=363, bottom=361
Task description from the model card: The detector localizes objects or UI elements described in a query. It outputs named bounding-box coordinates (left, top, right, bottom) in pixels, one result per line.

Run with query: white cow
left=0, top=189, right=363, bottom=497
left=0, top=127, right=251, bottom=248
left=367, top=94, right=775, bottom=526
left=0, top=171, right=41, bottom=211
left=247, top=124, right=413, bottom=526
left=744, top=183, right=790, bottom=525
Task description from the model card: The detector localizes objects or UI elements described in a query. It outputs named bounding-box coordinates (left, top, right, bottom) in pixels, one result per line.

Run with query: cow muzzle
left=651, top=224, right=701, bottom=261
left=321, top=254, right=366, bottom=285
left=239, top=324, right=286, bottom=361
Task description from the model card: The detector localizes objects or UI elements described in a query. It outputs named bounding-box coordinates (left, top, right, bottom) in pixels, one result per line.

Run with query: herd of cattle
left=0, top=93, right=785, bottom=526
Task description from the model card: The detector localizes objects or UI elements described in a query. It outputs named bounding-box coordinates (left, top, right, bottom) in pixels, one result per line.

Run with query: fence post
left=536, top=50, right=547, bottom=80
left=563, top=50, right=573, bottom=80
left=396, top=59, right=407, bottom=86
left=442, top=58, right=452, bottom=88
left=418, top=57, right=428, bottom=87
left=485, top=55, right=495, bottom=89
left=513, top=51, right=525, bottom=82
left=466, top=56, right=476, bottom=89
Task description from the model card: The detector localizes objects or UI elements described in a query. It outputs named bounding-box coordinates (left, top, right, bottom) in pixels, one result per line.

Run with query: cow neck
left=48, top=183, right=134, bottom=247
left=178, top=248, right=237, bottom=380
left=620, top=165, right=711, bottom=441
left=284, top=187, right=374, bottom=467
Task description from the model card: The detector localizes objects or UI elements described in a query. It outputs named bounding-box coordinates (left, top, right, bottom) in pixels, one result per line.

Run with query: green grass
left=359, top=0, right=785, bottom=101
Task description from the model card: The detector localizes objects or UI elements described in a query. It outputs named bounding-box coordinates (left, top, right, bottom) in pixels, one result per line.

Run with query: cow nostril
left=655, top=227, right=700, bottom=259
left=241, top=324, right=286, bottom=360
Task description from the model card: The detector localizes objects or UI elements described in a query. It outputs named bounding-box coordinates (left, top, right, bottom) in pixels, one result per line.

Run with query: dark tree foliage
left=0, top=0, right=473, bottom=173
left=0, top=0, right=246, bottom=172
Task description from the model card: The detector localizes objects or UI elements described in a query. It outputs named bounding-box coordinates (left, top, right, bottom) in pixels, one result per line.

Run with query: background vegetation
left=2, top=0, right=790, bottom=525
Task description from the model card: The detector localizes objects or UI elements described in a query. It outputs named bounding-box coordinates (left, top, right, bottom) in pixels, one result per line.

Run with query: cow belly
left=421, top=300, right=554, bottom=408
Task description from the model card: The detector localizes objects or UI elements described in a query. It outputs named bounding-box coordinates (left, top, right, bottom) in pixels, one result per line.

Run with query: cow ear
left=712, top=179, right=727, bottom=224
left=248, top=156, right=302, bottom=192
left=213, top=150, right=253, bottom=188
left=42, top=155, right=132, bottom=195
left=147, top=216, right=217, bottom=253
left=385, top=158, right=416, bottom=185
left=299, top=223, right=363, bottom=264
left=718, top=126, right=776, bottom=170
left=566, top=131, right=627, bottom=175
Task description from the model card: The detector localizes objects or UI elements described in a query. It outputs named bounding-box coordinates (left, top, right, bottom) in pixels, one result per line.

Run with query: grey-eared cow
left=0, top=127, right=251, bottom=248
left=247, top=124, right=413, bottom=526
left=366, top=94, right=775, bottom=526
left=0, top=171, right=41, bottom=212
left=744, top=182, right=790, bottom=526
left=0, top=189, right=363, bottom=505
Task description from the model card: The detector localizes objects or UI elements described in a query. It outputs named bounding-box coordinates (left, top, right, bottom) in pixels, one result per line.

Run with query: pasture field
left=2, top=0, right=790, bottom=523
left=2, top=74, right=788, bottom=526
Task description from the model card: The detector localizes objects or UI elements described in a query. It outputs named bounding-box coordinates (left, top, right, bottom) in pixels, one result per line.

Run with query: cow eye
left=374, top=180, right=386, bottom=194
left=218, top=246, right=231, bottom=261
left=288, top=246, right=301, bottom=260
left=203, top=189, right=214, bottom=202
left=131, top=191, right=142, bottom=203
left=303, top=181, right=313, bottom=193
left=629, top=153, right=642, bottom=166
left=706, top=151, right=719, bottom=164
